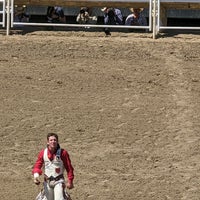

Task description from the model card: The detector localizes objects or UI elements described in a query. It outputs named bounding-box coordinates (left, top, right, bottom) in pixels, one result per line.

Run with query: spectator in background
left=14, top=5, right=30, bottom=22
left=101, top=7, right=123, bottom=36
left=125, top=8, right=147, bottom=27
left=76, top=7, right=97, bottom=25
left=47, top=6, right=66, bottom=23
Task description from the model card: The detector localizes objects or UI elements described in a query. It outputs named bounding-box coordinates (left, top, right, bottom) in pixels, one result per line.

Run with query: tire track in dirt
left=164, top=51, right=200, bottom=200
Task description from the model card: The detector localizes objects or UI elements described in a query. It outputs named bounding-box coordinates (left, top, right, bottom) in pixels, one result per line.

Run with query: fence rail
left=10, top=0, right=153, bottom=36
left=157, top=0, right=200, bottom=33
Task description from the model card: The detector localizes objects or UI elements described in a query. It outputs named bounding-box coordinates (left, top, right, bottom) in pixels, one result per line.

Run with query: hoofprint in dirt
left=0, top=31, right=200, bottom=200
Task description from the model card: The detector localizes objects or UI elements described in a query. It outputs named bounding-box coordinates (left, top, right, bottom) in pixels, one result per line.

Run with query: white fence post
left=152, top=0, right=158, bottom=39
left=6, top=0, right=11, bottom=35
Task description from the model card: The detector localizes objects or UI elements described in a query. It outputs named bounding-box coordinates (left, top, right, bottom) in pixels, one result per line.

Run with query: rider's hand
left=66, top=182, right=74, bottom=189
left=33, top=173, right=40, bottom=185
left=34, top=178, right=40, bottom=185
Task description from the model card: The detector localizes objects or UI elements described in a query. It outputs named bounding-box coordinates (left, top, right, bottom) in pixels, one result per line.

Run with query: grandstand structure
left=0, top=0, right=200, bottom=38
left=13, top=0, right=151, bottom=7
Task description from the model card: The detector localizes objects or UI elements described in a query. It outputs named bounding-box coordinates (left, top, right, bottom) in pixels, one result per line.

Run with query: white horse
left=36, top=187, right=71, bottom=200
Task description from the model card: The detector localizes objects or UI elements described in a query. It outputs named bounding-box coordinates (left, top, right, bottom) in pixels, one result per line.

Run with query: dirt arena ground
left=0, top=29, right=200, bottom=200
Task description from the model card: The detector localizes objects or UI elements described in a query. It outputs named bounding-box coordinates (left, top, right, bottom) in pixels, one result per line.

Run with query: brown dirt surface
left=0, top=30, right=200, bottom=200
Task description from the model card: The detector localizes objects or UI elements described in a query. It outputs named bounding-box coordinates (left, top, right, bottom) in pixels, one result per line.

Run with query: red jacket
left=32, top=148, right=74, bottom=184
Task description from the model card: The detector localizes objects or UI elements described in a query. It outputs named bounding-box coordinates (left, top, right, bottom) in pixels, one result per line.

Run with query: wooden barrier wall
left=13, top=0, right=200, bottom=9
left=14, top=0, right=150, bottom=8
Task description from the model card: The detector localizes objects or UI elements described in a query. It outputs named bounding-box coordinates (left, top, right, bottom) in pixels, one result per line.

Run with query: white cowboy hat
left=130, top=8, right=144, bottom=13
left=101, top=7, right=107, bottom=12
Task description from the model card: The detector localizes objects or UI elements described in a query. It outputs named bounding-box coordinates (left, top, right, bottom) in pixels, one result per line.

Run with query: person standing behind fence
left=76, top=7, right=97, bottom=25
left=14, top=5, right=30, bottom=23
left=47, top=6, right=66, bottom=23
left=101, top=7, right=123, bottom=36
left=125, top=8, right=147, bottom=27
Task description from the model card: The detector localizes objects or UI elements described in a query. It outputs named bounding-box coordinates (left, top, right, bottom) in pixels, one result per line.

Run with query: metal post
left=149, top=0, right=152, bottom=31
left=152, top=0, right=156, bottom=39
left=11, top=0, right=13, bottom=27
left=157, top=0, right=160, bottom=34
left=2, top=0, right=6, bottom=27
left=6, top=0, right=10, bottom=35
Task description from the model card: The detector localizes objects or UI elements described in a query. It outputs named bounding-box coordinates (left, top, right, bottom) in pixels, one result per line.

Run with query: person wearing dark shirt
left=47, top=6, right=66, bottom=23
left=101, top=7, right=123, bottom=36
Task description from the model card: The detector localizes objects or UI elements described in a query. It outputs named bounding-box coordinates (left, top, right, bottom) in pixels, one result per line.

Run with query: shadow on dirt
left=157, top=29, right=200, bottom=39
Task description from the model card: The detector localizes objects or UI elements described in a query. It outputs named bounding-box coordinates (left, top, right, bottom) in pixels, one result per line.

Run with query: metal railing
left=157, top=0, right=200, bottom=32
left=3, top=0, right=200, bottom=38
left=8, top=0, right=153, bottom=35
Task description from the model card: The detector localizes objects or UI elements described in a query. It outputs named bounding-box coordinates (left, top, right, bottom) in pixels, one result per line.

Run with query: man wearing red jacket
left=32, top=133, right=74, bottom=200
